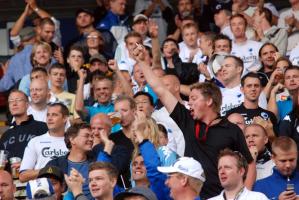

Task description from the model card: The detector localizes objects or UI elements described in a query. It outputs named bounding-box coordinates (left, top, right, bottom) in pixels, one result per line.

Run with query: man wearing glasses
left=0, top=90, right=48, bottom=167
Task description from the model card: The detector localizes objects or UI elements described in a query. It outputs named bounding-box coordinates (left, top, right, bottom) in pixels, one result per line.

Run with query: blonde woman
left=132, top=111, right=177, bottom=167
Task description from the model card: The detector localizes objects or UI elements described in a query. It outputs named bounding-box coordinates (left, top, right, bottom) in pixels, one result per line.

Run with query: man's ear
left=206, top=97, right=213, bottom=107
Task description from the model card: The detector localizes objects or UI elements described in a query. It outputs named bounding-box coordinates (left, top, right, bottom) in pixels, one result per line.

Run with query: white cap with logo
left=157, top=157, right=206, bottom=182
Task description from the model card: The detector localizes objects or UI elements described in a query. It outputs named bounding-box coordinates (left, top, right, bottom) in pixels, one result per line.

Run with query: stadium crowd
left=0, top=0, right=299, bottom=199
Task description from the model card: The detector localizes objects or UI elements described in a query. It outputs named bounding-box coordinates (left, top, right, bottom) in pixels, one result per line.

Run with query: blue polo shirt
left=85, top=102, right=120, bottom=133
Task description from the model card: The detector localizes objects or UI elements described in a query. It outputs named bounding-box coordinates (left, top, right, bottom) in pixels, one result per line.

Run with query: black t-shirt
left=109, top=130, right=134, bottom=188
left=0, top=115, right=48, bottom=159
left=170, top=103, right=253, bottom=199
left=227, top=103, right=279, bottom=134
left=279, top=111, right=299, bottom=152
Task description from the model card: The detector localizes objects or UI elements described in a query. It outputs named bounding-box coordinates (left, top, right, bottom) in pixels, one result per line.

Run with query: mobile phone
left=286, top=183, right=295, bottom=191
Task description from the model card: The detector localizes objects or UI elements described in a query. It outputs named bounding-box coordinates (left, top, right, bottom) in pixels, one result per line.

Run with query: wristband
left=34, top=7, right=39, bottom=12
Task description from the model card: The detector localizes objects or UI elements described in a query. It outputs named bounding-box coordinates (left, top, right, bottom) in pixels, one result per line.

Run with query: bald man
left=90, top=113, right=113, bottom=147
left=0, top=170, right=16, bottom=200
left=152, top=75, right=186, bottom=156
left=90, top=113, right=131, bottom=188
left=28, top=79, right=51, bottom=122
left=227, top=113, right=246, bottom=132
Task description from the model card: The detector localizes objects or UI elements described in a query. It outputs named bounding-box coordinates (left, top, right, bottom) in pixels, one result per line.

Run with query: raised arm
left=10, top=4, right=32, bottom=37
left=108, top=59, right=133, bottom=97
left=75, top=69, right=89, bottom=119
left=27, top=0, right=51, bottom=18
left=149, top=20, right=162, bottom=68
left=133, top=44, right=178, bottom=113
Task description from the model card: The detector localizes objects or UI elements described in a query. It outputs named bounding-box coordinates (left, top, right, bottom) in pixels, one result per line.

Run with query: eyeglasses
left=8, top=98, right=26, bottom=104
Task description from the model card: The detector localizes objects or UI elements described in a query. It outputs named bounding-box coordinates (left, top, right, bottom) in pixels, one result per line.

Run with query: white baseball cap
left=157, top=157, right=206, bottom=182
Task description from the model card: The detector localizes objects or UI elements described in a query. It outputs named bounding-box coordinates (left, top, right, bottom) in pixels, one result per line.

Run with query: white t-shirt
left=20, top=132, right=68, bottom=171
left=152, top=106, right=186, bottom=157
left=208, top=187, right=268, bottom=200
left=220, top=85, right=267, bottom=116
left=114, top=37, right=152, bottom=63
left=221, top=25, right=234, bottom=40
left=27, top=105, right=47, bottom=123
left=118, top=57, right=136, bottom=75
left=179, top=41, right=205, bottom=64
left=220, top=86, right=244, bottom=116
left=231, top=40, right=262, bottom=73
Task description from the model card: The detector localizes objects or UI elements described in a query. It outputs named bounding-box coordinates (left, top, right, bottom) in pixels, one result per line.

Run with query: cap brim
left=157, top=166, right=178, bottom=174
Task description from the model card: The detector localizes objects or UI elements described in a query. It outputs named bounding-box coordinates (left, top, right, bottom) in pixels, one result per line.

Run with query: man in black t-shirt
left=133, top=44, right=255, bottom=199
left=227, top=72, right=278, bottom=139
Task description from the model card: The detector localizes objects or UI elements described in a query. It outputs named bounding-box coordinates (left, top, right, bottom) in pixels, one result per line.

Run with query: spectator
left=244, top=124, right=275, bottom=180
left=134, top=92, right=154, bottom=118
left=258, top=43, right=280, bottom=93
left=10, top=0, right=61, bottom=49
left=19, top=102, right=69, bottom=183
left=75, top=69, right=114, bottom=122
left=158, top=157, right=206, bottom=200
left=0, top=170, right=16, bottom=200
left=46, top=123, right=94, bottom=199
left=253, top=9, right=288, bottom=55
left=226, top=72, right=277, bottom=139
left=254, top=136, right=299, bottom=199
left=0, top=18, right=58, bottom=92
left=179, top=23, right=204, bottom=64
left=130, top=116, right=171, bottom=200
left=213, top=34, right=232, bottom=54
left=90, top=113, right=131, bottom=188
left=152, top=75, right=186, bottom=157
left=115, top=187, right=158, bottom=200
left=27, top=79, right=50, bottom=123
left=37, top=165, right=66, bottom=200
left=110, top=95, right=135, bottom=155
left=219, top=55, right=244, bottom=116
left=18, top=41, right=56, bottom=96
left=84, top=30, right=106, bottom=62
left=208, top=149, right=268, bottom=200
left=117, top=32, right=143, bottom=75
left=230, top=14, right=262, bottom=73
left=213, top=4, right=234, bottom=40
left=0, top=90, right=48, bottom=162
left=268, top=67, right=299, bottom=120
left=97, top=0, right=129, bottom=43
left=263, top=56, right=291, bottom=100
left=220, top=56, right=267, bottom=116
left=132, top=112, right=177, bottom=167
left=278, top=0, right=299, bottom=34
left=64, top=8, right=95, bottom=59
left=48, top=63, right=79, bottom=121
left=115, top=14, right=151, bottom=62
left=66, top=46, right=85, bottom=93
left=64, top=162, right=118, bottom=200
left=133, top=45, right=255, bottom=199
